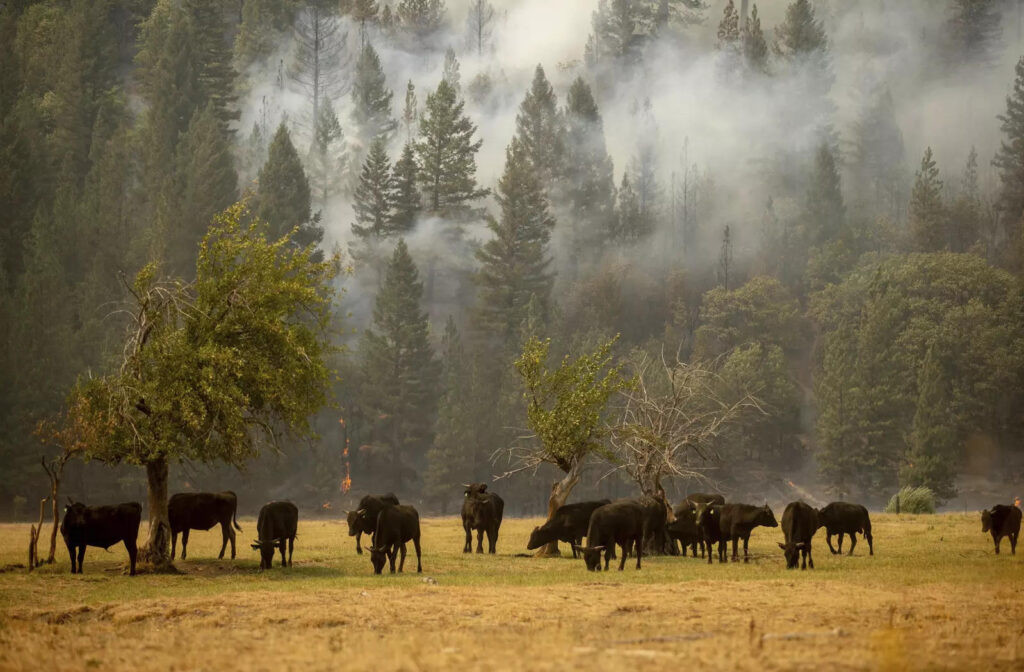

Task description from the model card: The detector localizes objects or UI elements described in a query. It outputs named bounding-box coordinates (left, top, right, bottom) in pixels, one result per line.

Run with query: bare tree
left=609, top=349, right=762, bottom=513
left=35, top=409, right=85, bottom=564
left=290, top=3, right=350, bottom=135
left=465, top=0, right=495, bottom=55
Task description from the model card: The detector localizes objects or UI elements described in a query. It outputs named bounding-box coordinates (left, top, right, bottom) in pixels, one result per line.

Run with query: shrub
left=885, top=486, right=936, bottom=514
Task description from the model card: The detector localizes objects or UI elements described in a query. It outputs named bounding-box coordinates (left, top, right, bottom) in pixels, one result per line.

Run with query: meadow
left=0, top=513, right=1021, bottom=671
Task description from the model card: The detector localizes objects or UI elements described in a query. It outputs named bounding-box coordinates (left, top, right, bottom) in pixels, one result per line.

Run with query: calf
left=716, top=503, right=778, bottom=563
left=695, top=502, right=724, bottom=564
left=60, top=501, right=141, bottom=576
left=981, top=504, right=1021, bottom=555
left=779, top=501, right=819, bottom=570
left=572, top=499, right=644, bottom=571
left=169, top=491, right=242, bottom=560
left=527, top=499, right=610, bottom=558
left=818, top=501, right=874, bottom=556
left=667, top=501, right=704, bottom=557
left=461, top=483, right=504, bottom=554
left=367, top=504, right=422, bottom=574
left=251, top=501, right=298, bottom=569
left=346, top=493, right=400, bottom=554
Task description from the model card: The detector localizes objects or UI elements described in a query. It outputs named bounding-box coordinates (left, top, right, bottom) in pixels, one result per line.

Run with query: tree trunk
left=143, top=456, right=172, bottom=568
left=640, top=476, right=675, bottom=555
left=534, top=461, right=583, bottom=557
left=47, top=478, right=60, bottom=563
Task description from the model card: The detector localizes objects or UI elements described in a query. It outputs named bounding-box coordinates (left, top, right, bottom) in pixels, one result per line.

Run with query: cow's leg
left=171, top=531, right=178, bottom=560
left=848, top=533, right=857, bottom=556
left=742, top=535, right=750, bottom=561
left=219, top=523, right=229, bottom=559
left=865, top=529, right=874, bottom=556
left=125, top=538, right=137, bottom=576
left=635, top=534, right=642, bottom=570
left=279, top=540, right=286, bottom=567
left=181, top=529, right=190, bottom=560
left=807, top=547, right=814, bottom=570
left=355, top=531, right=363, bottom=555
left=731, top=537, right=739, bottom=562
left=706, top=536, right=713, bottom=565
left=1010, top=532, right=1018, bottom=555
left=826, top=531, right=837, bottom=554
left=993, top=532, right=1001, bottom=554
left=476, top=528, right=484, bottom=554
left=66, top=541, right=77, bottom=574
left=388, top=545, right=397, bottom=573
left=836, top=532, right=844, bottom=553
left=617, top=542, right=627, bottom=571
left=398, top=543, right=407, bottom=572
left=486, top=525, right=498, bottom=554
left=229, top=524, right=236, bottom=560
left=288, top=537, right=294, bottom=567
left=463, top=522, right=472, bottom=553
left=77, top=545, right=86, bottom=574
left=413, top=536, right=422, bottom=573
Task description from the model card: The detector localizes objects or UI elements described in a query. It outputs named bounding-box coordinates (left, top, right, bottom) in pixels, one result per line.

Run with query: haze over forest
left=2, top=0, right=1024, bottom=517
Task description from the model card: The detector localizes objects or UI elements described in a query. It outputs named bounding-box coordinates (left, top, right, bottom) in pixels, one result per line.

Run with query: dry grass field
left=0, top=512, right=1021, bottom=671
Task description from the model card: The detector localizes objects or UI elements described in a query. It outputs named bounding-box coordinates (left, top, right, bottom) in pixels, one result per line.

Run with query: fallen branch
left=606, top=633, right=714, bottom=645
left=760, top=627, right=848, bottom=641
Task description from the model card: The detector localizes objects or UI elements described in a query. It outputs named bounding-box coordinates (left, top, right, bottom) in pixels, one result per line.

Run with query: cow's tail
left=228, top=491, right=242, bottom=532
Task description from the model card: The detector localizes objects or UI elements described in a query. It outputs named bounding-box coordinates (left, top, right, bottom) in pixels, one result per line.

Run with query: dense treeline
left=2, top=0, right=1023, bottom=518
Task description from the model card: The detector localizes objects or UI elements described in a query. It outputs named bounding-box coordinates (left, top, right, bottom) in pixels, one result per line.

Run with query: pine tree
left=235, top=0, right=296, bottom=67
left=947, top=0, right=1002, bottom=67
left=290, top=4, right=348, bottom=132
left=849, top=86, right=904, bottom=219
left=585, top=0, right=644, bottom=67
left=184, top=0, right=239, bottom=129
left=994, top=57, right=1024, bottom=232
left=415, top=78, right=488, bottom=217
left=347, top=0, right=380, bottom=44
left=398, top=0, right=447, bottom=44
left=391, top=141, right=421, bottom=232
left=465, top=0, right=495, bottom=55
left=168, top=103, right=238, bottom=276
left=743, top=4, right=769, bottom=73
left=359, top=239, right=439, bottom=491
left=475, top=138, right=556, bottom=342
left=775, top=0, right=828, bottom=57
left=949, top=147, right=982, bottom=253
left=256, top=123, right=324, bottom=258
left=351, top=42, right=396, bottom=148
left=717, top=0, right=740, bottom=50
left=402, top=80, right=418, bottom=142
left=442, top=47, right=461, bottom=96
left=514, top=65, right=565, bottom=188
left=903, top=346, right=959, bottom=501
left=308, top=99, right=345, bottom=204
left=717, top=224, right=734, bottom=289
left=563, top=77, right=616, bottom=261
left=909, top=147, right=947, bottom=253
left=614, top=172, right=643, bottom=242
left=804, top=142, right=844, bottom=246
left=352, top=136, right=395, bottom=239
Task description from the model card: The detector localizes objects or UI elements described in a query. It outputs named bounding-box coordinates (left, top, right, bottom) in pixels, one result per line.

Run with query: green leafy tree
left=256, top=123, right=324, bottom=259
left=67, top=204, right=341, bottom=565
left=415, top=78, right=488, bottom=218
left=474, top=138, right=556, bottom=343
left=909, top=147, right=947, bottom=252
left=694, top=275, right=803, bottom=361
left=359, top=239, right=440, bottom=491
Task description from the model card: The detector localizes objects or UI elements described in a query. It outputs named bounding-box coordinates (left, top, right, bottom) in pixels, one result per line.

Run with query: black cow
left=60, top=501, right=141, bottom=576
left=779, top=501, right=819, bottom=570
left=527, top=499, right=610, bottom=558
left=981, top=504, right=1021, bottom=555
left=818, top=501, right=874, bottom=556
left=250, top=501, right=298, bottom=569
left=667, top=501, right=704, bottom=557
left=347, top=493, right=400, bottom=555
left=694, top=501, right=723, bottom=565
left=169, top=491, right=242, bottom=560
left=705, top=503, right=778, bottom=563
left=686, top=492, right=726, bottom=506
left=572, top=499, right=644, bottom=571
left=366, top=504, right=423, bottom=574
left=461, top=483, right=504, bottom=554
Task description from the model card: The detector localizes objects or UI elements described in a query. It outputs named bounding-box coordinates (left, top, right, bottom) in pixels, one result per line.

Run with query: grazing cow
left=707, top=503, right=778, bottom=563
left=60, top=501, right=141, bottom=576
left=694, top=502, right=724, bottom=565
left=346, top=493, right=400, bottom=554
left=981, top=504, right=1021, bottom=555
left=250, top=501, right=298, bottom=569
left=366, top=504, right=423, bottom=574
left=169, top=491, right=242, bottom=560
left=686, top=493, right=726, bottom=506
left=572, top=499, right=644, bottom=571
left=527, top=499, right=610, bottom=558
left=667, top=501, right=704, bottom=557
left=818, top=501, right=874, bottom=556
left=461, top=483, right=504, bottom=554
left=779, top=501, right=819, bottom=570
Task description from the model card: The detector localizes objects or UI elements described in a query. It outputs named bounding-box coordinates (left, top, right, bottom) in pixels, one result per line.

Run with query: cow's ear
left=778, top=543, right=786, bottom=550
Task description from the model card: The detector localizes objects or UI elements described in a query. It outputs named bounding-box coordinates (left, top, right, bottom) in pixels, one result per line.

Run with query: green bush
left=885, top=486, right=936, bottom=514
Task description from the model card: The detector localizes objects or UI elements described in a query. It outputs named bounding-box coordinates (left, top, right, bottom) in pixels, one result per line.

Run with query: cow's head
left=251, top=538, right=280, bottom=569
left=369, top=546, right=387, bottom=574
left=777, top=541, right=808, bottom=569
left=463, top=483, right=487, bottom=498
left=572, top=544, right=605, bottom=571
left=346, top=509, right=364, bottom=537
left=694, top=503, right=716, bottom=528
left=60, top=502, right=87, bottom=537
left=526, top=525, right=552, bottom=551
left=981, top=509, right=993, bottom=533
left=464, top=495, right=493, bottom=527
left=759, top=504, right=779, bottom=528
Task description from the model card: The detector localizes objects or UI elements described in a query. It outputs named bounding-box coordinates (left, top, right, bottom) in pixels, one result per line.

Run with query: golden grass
left=0, top=513, right=1021, bottom=671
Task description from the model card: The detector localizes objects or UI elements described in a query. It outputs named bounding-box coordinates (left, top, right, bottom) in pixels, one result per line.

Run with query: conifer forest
left=4, top=0, right=1024, bottom=518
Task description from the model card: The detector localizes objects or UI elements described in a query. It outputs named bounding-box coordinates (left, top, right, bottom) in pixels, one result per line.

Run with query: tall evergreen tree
left=256, top=123, right=324, bottom=258
left=475, top=138, right=556, bottom=342
left=402, top=80, right=418, bottom=142
left=290, top=3, right=348, bottom=131
left=947, top=0, right=1002, bottom=67
left=415, top=78, right=488, bottom=217
left=949, top=147, right=982, bottom=254
left=398, top=0, right=446, bottom=43
left=775, top=0, right=828, bottom=57
left=743, top=4, right=769, bottom=73
left=351, top=42, right=396, bottom=148
left=359, top=239, right=439, bottom=491
left=804, top=142, right=844, bottom=246
left=614, top=172, right=644, bottom=242
left=903, top=346, right=959, bottom=501
left=849, top=86, right=905, bottom=220
left=308, top=98, right=346, bottom=204
left=391, top=141, right=421, bottom=232
left=235, top=0, right=296, bottom=67
left=442, top=47, right=461, bottom=95
left=465, top=0, right=496, bottom=55
left=514, top=65, right=565, bottom=188
left=909, top=147, right=946, bottom=253
left=352, top=136, right=395, bottom=239
left=585, top=0, right=645, bottom=67
left=717, top=0, right=740, bottom=50
left=184, top=0, right=238, bottom=129
left=994, top=57, right=1024, bottom=236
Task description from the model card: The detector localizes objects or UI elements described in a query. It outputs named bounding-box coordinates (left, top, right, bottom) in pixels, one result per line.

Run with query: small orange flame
left=322, top=501, right=332, bottom=510
left=787, top=480, right=796, bottom=488
left=1015, top=497, right=1021, bottom=508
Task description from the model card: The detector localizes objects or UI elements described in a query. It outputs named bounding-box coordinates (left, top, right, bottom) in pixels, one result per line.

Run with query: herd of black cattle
left=57, top=484, right=1022, bottom=576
